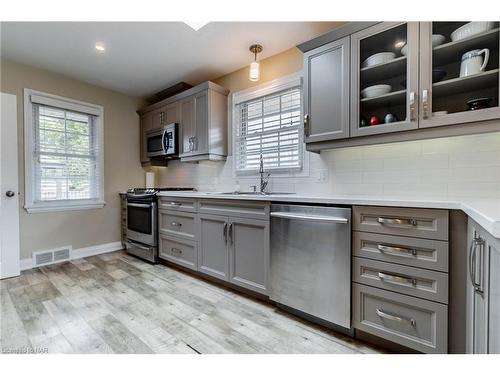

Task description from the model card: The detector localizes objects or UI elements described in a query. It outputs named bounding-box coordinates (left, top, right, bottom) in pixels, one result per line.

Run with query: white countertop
left=157, top=191, right=500, bottom=239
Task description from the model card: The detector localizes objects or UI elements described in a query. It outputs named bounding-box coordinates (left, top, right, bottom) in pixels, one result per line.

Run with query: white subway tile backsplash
left=154, top=132, right=500, bottom=200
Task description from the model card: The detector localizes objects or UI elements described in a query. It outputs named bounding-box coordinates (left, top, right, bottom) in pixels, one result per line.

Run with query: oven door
left=127, top=202, right=157, bottom=246
left=146, top=129, right=167, bottom=158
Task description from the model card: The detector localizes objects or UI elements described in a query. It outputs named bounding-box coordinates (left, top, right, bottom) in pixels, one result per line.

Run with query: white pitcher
left=460, top=49, right=490, bottom=77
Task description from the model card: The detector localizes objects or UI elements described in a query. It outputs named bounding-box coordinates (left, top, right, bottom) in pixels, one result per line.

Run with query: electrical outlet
left=316, top=170, right=328, bottom=183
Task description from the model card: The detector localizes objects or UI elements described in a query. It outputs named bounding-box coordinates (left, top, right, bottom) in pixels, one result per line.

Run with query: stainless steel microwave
left=146, top=123, right=178, bottom=158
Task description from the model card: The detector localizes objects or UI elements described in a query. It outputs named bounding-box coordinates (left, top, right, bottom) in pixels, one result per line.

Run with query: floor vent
left=32, top=246, right=72, bottom=267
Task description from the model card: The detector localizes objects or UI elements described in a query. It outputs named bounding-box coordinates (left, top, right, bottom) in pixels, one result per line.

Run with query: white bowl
left=361, top=84, right=392, bottom=99
left=400, top=44, right=408, bottom=56
left=451, top=22, right=495, bottom=42
left=432, top=34, right=446, bottom=47
left=362, top=52, right=396, bottom=68
left=432, top=111, right=448, bottom=117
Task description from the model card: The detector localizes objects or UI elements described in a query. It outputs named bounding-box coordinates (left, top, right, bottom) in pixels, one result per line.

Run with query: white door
left=0, top=92, right=20, bottom=279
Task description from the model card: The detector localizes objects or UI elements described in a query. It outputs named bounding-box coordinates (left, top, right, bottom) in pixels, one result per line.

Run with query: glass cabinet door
left=351, top=22, right=419, bottom=137
left=419, top=22, right=500, bottom=128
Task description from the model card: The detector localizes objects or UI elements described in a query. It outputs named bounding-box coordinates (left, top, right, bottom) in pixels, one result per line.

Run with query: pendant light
left=249, top=44, right=263, bottom=82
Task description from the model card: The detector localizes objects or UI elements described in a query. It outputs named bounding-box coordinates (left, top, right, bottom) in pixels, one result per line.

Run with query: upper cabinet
left=139, top=81, right=229, bottom=165
left=303, top=36, right=350, bottom=142
left=300, top=22, right=500, bottom=152
left=351, top=22, right=419, bottom=137
left=419, top=22, right=500, bottom=128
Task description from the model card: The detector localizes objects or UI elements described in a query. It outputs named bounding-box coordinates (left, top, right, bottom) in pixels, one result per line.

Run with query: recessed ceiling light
left=183, top=21, right=209, bottom=31
left=95, top=43, right=106, bottom=52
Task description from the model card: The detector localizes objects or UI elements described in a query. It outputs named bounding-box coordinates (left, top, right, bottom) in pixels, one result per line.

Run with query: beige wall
left=1, top=59, right=145, bottom=259
left=214, top=47, right=304, bottom=93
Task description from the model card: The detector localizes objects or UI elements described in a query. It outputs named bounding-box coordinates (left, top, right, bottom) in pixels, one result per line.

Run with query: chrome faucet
left=259, top=154, right=270, bottom=193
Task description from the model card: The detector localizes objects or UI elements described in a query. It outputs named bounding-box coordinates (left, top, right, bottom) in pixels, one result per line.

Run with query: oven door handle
left=127, top=203, right=152, bottom=208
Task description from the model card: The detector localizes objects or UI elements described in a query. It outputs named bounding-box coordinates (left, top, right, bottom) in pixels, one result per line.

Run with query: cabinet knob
left=5, top=190, right=15, bottom=198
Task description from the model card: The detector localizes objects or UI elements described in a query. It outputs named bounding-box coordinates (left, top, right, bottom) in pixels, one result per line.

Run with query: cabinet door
left=487, top=234, right=500, bottom=353
left=228, top=217, right=269, bottom=294
left=419, top=22, right=500, bottom=128
left=164, top=102, right=179, bottom=124
left=351, top=22, right=419, bottom=137
left=303, top=36, right=350, bottom=142
left=180, top=97, right=195, bottom=155
left=466, top=220, right=489, bottom=353
left=151, top=107, right=164, bottom=130
left=193, top=91, right=209, bottom=155
left=198, top=214, right=228, bottom=281
left=140, top=113, right=153, bottom=163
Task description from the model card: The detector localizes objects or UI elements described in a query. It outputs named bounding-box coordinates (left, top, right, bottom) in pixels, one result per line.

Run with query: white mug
left=460, top=49, right=490, bottom=77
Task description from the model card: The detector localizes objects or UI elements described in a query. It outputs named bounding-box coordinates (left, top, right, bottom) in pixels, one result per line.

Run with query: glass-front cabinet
left=419, top=22, right=500, bottom=128
left=351, top=22, right=419, bottom=137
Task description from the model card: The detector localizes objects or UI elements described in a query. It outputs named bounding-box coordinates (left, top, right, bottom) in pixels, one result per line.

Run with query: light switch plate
left=316, top=169, right=329, bottom=183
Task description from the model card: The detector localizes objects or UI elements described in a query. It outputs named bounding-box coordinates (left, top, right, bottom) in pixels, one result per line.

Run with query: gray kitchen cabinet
left=198, top=213, right=229, bottom=281
left=197, top=212, right=270, bottom=294
left=229, top=217, right=269, bottom=294
left=180, top=97, right=195, bottom=157
left=353, top=283, right=448, bottom=354
left=466, top=218, right=500, bottom=354
left=303, top=36, right=350, bottom=142
left=180, top=91, right=209, bottom=157
left=179, top=85, right=228, bottom=162
left=352, top=205, right=449, bottom=353
left=137, top=81, right=228, bottom=164
left=419, top=22, right=500, bottom=129
left=351, top=22, right=420, bottom=137
left=151, top=102, right=180, bottom=131
left=159, top=234, right=197, bottom=271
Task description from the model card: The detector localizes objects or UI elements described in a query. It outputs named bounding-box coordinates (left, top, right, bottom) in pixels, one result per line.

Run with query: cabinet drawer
left=353, top=257, right=448, bottom=304
left=158, top=197, right=197, bottom=212
left=159, top=235, right=197, bottom=270
left=353, top=283, right=448, bottom=354
left=353, top=206, right=449, bottom=240
left=353, top=231, right=449, bottom=272
left=159, top=209, right=196, bottom=240
left=198, top=199, right=270, bottom=220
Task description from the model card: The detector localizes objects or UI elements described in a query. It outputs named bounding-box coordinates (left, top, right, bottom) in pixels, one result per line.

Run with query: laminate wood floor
left=1, top=251, right=382, bottom=354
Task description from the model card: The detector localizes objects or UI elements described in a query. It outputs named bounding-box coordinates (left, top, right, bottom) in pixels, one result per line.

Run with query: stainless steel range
left=125, top=187, right=194, bottom=263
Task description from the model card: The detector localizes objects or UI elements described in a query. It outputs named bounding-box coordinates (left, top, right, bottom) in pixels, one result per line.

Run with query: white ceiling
left=1, top=22, right=340, bottom=98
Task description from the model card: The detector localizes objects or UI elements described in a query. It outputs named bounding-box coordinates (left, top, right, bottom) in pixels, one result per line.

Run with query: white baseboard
left=20, top=241, right=123, bottom=271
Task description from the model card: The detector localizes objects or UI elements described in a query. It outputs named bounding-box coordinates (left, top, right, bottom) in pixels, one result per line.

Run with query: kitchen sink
left=205, top=191, right=295, bottom=196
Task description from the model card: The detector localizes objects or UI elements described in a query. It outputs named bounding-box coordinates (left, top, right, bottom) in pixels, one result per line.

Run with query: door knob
left=5, top=191, right=15, bottom=197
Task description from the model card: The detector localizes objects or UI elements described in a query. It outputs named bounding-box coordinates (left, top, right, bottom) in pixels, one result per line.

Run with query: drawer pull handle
left=378, top=271, right=417, bottom=287
left=171, top=247, right=182, bottom=255
left=376, top=308, right=416, bottom=326
left=377, top=217, right=417, bottom=227
left=169, top=202, right=182, bottom=206
left=377, top=244, right=417, bottom=257
left=170, top=221, right=182, bottom=227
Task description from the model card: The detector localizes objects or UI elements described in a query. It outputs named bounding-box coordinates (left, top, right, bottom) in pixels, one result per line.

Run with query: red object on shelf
left=369, top=116, right=380, bottom=126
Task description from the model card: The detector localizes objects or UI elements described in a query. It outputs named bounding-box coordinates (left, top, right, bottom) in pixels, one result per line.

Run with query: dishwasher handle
left=270, top=212, right=348, bottom=224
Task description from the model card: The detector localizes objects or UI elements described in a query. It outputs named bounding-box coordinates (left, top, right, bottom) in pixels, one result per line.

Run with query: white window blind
left=32, top=104, right=100, bottom=202
left=235, top=86, right=302, bottom=173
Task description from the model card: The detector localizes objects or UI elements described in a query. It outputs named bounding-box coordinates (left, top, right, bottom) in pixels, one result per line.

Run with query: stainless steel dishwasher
left=270, top=204, right=351, bottom=329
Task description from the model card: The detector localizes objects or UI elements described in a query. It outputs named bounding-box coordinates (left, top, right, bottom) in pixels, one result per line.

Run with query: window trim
left=231, top=72, right=305, bottom=177
left=23, top=89, right=105, bottom=213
